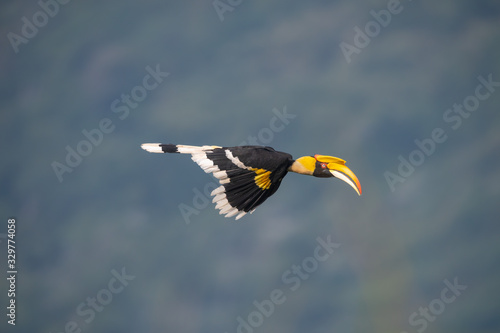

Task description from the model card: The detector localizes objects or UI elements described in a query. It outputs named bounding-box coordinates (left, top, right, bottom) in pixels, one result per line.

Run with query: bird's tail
left=141, top=143, right=221, bottom=154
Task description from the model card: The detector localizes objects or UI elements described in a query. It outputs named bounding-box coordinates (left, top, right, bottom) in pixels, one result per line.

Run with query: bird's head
left=290, top=154, right=362, bottom=195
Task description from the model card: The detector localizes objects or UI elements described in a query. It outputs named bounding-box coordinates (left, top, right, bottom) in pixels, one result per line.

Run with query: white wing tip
left=235, top=211, right=247, bottom=220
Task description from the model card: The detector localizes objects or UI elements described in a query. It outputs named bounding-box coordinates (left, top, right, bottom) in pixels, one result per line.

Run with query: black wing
left=194, top=146, right=292, bottom=219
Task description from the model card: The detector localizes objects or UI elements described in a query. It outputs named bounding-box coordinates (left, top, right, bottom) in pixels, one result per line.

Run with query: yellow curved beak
left=328, top=162, right=362, bottom=196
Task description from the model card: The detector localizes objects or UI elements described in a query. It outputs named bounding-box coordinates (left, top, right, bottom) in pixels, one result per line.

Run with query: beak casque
left=314, top=155, right=362, bottom=196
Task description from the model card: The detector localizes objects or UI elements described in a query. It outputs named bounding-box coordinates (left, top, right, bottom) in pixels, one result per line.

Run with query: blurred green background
left=1, top=1, right=499, bottom=332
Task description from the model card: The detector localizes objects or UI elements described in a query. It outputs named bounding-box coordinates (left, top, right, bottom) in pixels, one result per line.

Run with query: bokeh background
left=1, top=1, right=499, bottom=332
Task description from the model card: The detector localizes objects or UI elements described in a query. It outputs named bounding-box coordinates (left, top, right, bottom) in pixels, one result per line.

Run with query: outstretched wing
left=141, top=144, right=292, bottom=220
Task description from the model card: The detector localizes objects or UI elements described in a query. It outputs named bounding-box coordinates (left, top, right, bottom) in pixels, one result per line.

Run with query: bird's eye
left=321, top=163, right=327, bottom=169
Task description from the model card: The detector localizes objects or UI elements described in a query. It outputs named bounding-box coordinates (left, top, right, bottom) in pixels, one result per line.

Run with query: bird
left=141, top=143, right=362, bottom=220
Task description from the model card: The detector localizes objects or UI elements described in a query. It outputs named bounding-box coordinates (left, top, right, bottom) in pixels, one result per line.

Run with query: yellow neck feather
left=289, top=156, right=316, bottom=175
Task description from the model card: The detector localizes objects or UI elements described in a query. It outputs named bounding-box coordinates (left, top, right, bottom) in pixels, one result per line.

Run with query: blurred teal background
left=1, top=1, right=500, bottom=332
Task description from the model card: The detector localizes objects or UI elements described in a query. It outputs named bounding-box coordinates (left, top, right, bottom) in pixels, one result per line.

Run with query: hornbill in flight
left=141, top=144, right=362, bottom=220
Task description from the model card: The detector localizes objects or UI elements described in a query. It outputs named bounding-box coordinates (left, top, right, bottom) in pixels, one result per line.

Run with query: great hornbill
left=141, top=144, right=362, bottom=220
